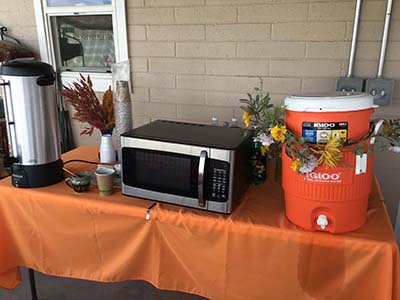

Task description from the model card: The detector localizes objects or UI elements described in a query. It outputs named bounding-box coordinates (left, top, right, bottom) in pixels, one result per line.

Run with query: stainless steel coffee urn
left=0, top=60, right=64, bottom=187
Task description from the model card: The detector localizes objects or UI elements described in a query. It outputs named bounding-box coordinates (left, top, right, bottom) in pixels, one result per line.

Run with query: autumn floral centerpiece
left=61, top=75, right=115, bottom=136
left=240, top=79, right=400, bottom=183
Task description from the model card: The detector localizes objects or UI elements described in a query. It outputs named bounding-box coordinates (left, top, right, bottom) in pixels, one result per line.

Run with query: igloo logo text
left=314, top=122, right=336, bottom=128
left=306, top=172, right=341, bottom=182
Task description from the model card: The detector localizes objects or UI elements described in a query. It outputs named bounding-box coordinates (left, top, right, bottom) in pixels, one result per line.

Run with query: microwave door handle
left=198, top=150, right=207, bottom=208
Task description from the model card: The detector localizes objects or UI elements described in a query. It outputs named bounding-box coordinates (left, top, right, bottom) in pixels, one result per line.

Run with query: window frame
left=33, top=0, right=128, bottom=91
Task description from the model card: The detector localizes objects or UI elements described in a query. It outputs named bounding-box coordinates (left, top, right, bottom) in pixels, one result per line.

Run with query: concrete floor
left=0, top=268, right=207, bottom=300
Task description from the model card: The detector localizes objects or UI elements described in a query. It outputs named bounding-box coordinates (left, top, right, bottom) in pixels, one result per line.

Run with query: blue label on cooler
left=302, top=129, right=316, bottom=143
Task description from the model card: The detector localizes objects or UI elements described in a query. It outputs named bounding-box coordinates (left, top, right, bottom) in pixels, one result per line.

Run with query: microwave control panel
left=207, top=160, right=230, bottom=202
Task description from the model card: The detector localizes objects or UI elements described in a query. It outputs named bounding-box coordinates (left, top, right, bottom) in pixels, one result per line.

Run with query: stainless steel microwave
left=120, top=120, right=252, bottom=213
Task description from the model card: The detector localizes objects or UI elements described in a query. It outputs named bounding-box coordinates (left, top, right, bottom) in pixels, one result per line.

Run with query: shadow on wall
left=374, top=148, right=400, bottom=231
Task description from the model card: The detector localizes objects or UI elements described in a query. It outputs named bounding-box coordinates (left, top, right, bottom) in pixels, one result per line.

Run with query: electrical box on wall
left=365, top=78, right=394, bottom=106
left=336, top=77, right=365, bottom=93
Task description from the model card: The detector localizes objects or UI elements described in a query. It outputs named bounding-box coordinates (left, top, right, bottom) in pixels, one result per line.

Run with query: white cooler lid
left=284, top=92, right=375, bottom=112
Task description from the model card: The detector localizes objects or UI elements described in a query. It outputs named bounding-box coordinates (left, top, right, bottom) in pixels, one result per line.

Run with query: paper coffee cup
left=95, top=167, right=115, bottom=196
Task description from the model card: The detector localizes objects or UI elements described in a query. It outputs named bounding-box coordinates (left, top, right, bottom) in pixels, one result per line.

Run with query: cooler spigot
left=317, top=214, right=329, bottom=230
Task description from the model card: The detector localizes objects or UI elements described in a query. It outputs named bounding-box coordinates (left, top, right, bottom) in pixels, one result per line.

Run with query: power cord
left=63, top=159, right=98, bottom=165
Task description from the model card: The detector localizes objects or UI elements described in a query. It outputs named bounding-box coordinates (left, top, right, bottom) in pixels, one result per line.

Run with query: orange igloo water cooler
left=282, top=93, right=376, bottom=233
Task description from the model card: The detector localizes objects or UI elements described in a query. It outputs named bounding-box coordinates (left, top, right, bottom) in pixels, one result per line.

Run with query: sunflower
left=270, top=125, right=287, bottom=142
left=242, top=112, right=253, bottom=127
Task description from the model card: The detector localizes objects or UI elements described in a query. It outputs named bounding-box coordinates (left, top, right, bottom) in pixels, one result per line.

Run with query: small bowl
left=65, top=172, right=91, bottom=193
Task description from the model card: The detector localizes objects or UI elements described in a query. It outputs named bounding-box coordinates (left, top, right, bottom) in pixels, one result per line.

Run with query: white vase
left=99, top=134, right=116, bottom=164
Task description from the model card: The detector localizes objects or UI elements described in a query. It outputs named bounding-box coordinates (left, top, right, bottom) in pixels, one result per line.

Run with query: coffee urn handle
left=0, top=81, right=17, bottom=160
left=198, top=150, right=207, bottom=208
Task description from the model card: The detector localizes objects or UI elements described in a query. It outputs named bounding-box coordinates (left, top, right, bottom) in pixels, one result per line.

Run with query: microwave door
left=121, top=145, right=210, bottom=209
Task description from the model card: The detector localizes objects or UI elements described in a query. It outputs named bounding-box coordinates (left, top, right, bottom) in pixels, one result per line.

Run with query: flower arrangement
left=61, top=75, right=115, bottom=136
left=240, top=79, right=400, bottom=179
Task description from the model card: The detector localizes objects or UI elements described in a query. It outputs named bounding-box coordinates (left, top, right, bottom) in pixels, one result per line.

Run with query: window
left=33, top=0, right=128, bottom=91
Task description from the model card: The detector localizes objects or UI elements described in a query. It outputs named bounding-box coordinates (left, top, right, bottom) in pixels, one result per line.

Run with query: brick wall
left=127, top=0, right=400, bottom=128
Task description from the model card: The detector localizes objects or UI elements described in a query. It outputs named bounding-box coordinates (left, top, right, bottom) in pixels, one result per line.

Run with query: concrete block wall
left=126, top=0, right=400, bottom=128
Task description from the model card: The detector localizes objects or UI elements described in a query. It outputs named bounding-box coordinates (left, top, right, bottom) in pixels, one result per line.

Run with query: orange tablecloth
left=0, top=146, right=399, bottom=300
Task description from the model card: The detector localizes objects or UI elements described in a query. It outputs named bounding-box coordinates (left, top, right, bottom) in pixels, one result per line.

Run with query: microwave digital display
left=122, top=148, right=199, bottom=198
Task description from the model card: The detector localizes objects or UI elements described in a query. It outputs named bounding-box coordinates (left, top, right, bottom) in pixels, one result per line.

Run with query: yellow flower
left=256, top=164, right=265, bottom=174
left=291, top=158, right=301, bottom=173
left=242, top=111, right=253, bottom=128
left=260, top=145, right=269, bottom=156
left=270, top=125, right=287, bottom=142
left=311, top=137, right=343, bottom=168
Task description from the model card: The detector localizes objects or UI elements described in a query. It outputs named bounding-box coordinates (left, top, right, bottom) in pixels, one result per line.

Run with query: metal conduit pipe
left=347, top=0, right=362, bottom=78
left=377, top=0, right=393, bottom=78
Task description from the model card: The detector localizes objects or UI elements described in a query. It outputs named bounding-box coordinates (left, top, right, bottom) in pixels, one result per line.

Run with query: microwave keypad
left=211, top=168, right=228, bottom=201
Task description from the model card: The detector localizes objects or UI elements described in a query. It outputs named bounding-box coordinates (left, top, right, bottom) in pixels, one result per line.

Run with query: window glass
left=50, top=15, right=115, bottom=72
left=47, top=0, right=111, bottom=6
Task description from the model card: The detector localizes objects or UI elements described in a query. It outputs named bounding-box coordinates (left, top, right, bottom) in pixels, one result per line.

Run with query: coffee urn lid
left=0, top=60, right=54, bottom=77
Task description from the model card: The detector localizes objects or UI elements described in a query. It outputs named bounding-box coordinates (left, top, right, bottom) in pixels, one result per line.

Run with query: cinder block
left=309, top=2, right=355, bottom=21
left=132, top=72, right=176, bottom=88
left=176, top=42, right=236, bottom=58
left=206, top=60, right=269, bottom=76
left=384, top=61, right=400, bottom=80
left=175, top=6, right=237, bottom=24
left=386, top=42, right=400, bottom=60
left=177, top=75, right=300, bottom=94
left=133, top=116, right=151, bottom=129
left=126, top=0, right=144, bottom=8
left=347, top=21, right=400, bottom=42
left=238, top=3, right=307, bottom=23
left=354, top=42, right=380, bottom=60
left=270, top=60, right=341, bottom=77
left=238, top=41, right=305, bottom=58
left=206, top=0, right=261, bottom=4
left=207, top=24, right=271, bottom=41
left=132, top=102, right=177, bottom=118
left=129, top=42, right=175, bottom=57
left=374, top=101, right=400, bottom=118
left=302, top=78, right=337, bottom=94
left=272, top=22, right=346, bottom=41
left=177, top=104, right=236, bottom=122
left=362, top=1, right=400, bottom=21
left=206, top=91, right=246, bottom=107
left=147, top=25, right=205, bottom=41
left=131, top=57, right=148, bottom=72
left=145, top=0, right=204, bottom=6
left=306, top=42, right=349, bottom=59
left=127, top=8, right=174, bottom=24
left=150, top=88, right=206, bottom=104
left=131, top=88, right=150, bottom=103
left=128, top=25, right=146, bottom=41
left=349, top=61, right=377, bottom=78
left=149, top=58, right=205, bottom=74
